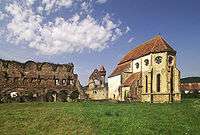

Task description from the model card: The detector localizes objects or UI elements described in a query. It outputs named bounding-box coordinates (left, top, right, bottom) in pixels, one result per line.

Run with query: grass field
left=0, top=99, right=200, bottom=135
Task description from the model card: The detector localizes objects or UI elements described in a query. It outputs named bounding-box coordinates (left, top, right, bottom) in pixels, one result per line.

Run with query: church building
left=108, top=35, right=181, bottom=103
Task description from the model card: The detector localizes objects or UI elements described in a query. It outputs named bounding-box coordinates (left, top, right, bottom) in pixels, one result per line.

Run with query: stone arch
left=20, top=90, right=34, bottom=102
left=57, top=90, right=68, bottom=102
left=46, top=90, right=58, bottom=102
left=70, top=90, right=79, bottom=100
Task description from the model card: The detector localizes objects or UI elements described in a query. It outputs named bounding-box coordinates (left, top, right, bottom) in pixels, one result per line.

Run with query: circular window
left=155, top=56, right=162, bottom=64
left=135, top=62, right=139, bottom=69
left=144, top=59, right=149, bottom=66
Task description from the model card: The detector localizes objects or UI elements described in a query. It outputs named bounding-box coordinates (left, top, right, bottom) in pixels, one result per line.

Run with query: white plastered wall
left=108, top=75, right=121, bottom=99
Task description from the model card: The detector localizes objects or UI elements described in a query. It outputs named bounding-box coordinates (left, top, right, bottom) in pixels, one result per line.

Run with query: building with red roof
left=108, top=35, right=181, bottom=103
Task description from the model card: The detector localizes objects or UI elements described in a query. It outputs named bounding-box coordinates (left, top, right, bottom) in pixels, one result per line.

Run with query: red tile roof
left=109, top=35, right=176, bottom=77
left=119, top=35, right=176, bottom=65
left=122, top=72, right=141, bottom=86
left=181, top=83, right=200, bottom=90
left=109, top=61, right=131, bottom=77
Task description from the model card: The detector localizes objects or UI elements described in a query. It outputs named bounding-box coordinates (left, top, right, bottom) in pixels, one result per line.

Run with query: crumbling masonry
left=0, top=59, right=84, bottom=103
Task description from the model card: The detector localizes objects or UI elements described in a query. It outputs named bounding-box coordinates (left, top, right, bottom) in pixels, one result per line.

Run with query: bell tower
left=98, top=65, right=106, bottom=87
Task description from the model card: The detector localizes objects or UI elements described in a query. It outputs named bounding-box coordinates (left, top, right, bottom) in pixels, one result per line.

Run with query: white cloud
left=96, top=0, right=108, bottom=4
left=81, top=1, right=93, bottom=14
left=0, top=11, right=7, bottom=20
left=42, top=0, right=74, bottom=13
left=5, top=3, right=42, bottom=43
left=26, top=0, right=37, bottom=6
left=126, top=26, right=130, bottom=33
left=2, top=0, right=126, bottom=55
left=128, top=37, right=134, bottom=43
left=30, top=14, right=122, bottom=55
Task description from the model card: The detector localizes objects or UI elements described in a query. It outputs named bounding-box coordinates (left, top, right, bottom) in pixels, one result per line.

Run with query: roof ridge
left=110, top=35, right=177, bottom=77
left=128, top=35, right=160, bottom=52
left=117, top=35, right=160, bottom=65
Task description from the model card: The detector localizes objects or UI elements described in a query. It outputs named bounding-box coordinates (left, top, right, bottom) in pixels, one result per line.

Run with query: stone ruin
left=0, top=59, right=85, bottom=103
left=86, top=65, right=108, bottom=100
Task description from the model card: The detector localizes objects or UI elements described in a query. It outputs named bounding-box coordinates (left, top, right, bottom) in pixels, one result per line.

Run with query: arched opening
left=52, top=91, right=57, bottom=102
left=157, top=74, right=161, bottom=92
left=70, top=90, right=79, bottom=100
left=94, top=79, right=100, bottom=87
left=146, top=75, right=148, bottom=93
left=93, top=91, right=97, bottom=94
left=58, top=90, right=68, bottom=102
left=46, top=91, right=57, bottom=102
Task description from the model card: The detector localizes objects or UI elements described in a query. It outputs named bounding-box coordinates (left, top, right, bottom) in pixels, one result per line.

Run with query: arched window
left=146, top=75, right=148, bottom=93
left=168, top=56, right=174, bottom=65
left=135, top=62, right=139, bottom=69
left=55, top=79, right=59, bottom=85
left=157, top=74, right=161, bottom=92
left=144, top=59, right=149, bottom=66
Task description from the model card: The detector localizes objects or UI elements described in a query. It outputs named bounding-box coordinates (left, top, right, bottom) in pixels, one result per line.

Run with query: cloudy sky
left=0, top=0, right=200, bottom=85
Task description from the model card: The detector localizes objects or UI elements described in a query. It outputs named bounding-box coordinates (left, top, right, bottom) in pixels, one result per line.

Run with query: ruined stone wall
left=86, top=66, right=108, bottom=100
left=0, top=59, right=84, bottom=102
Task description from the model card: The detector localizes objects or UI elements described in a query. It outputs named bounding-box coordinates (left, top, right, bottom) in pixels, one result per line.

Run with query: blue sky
left=0, top=0, right=200, bottom=85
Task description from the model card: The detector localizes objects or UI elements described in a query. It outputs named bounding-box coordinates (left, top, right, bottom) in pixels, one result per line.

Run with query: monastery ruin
left=0, top=35, right=183, bottom=103
left=0, top=59, right=84, bottom=103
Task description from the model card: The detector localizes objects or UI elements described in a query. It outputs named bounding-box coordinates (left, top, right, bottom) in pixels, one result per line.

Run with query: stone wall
left=0, top=59, right=84, bottom=103
left=86, top=66, right=108, bottom=100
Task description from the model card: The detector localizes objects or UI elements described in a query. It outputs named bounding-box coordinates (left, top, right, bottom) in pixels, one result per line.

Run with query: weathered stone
left=0, top=59, right=85, bottom=103
left=86, top=65, right=108, bottom=100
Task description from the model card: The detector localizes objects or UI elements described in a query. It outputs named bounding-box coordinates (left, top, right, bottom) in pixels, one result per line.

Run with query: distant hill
left=181, top=77, right=200, bottom=83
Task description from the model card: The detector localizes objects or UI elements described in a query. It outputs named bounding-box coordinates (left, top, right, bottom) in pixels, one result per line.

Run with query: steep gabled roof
left=180, top=83, right=200, bottom=91
left=119, top=35, right=176, bottom=65
left=109, top=35, right=176, bottom=78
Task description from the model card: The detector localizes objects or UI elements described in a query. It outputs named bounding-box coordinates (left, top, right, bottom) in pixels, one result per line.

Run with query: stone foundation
left=141, top=93, right=181, bottom=103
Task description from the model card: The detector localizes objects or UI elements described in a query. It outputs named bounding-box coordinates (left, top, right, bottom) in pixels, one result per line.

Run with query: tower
left=98, top=65, right=106, bottom=87
left=86, top=65, right=108, bottom=100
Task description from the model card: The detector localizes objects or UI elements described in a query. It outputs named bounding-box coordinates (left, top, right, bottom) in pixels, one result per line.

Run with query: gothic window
left=70, top=80, right=74, bottom=85
left=38, top=79, right=42, bottom=84
left=135, top=62, right=139, bottom=69
left=93, top=91, right=97, bottom=94
left=146, top=75, right=148, bottom=93
left=157, top=74, right=161, bottom=92
left=14, top=78, right=18, bottom=83
left=55, top=79, right=59, bottom=85
left=66, top=79, right=70, bottom=85
left=168, top=56, right=174, bottom=65
left=62, top=79, right=66, bottom=86
left=100, top=80, right=103, bottom=86
left=94, top=79, right=100, bottom=86
left=30, top=78, right=34, bottom=83
left=155, top=56, right=162, bottom=64
left=144, top=59, right=149, bottom=66
left=137, top=80, right=140, bottom=86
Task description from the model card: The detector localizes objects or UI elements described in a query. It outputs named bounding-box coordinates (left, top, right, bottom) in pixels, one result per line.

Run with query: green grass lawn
left=0, top=99, right=200, bottom=135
